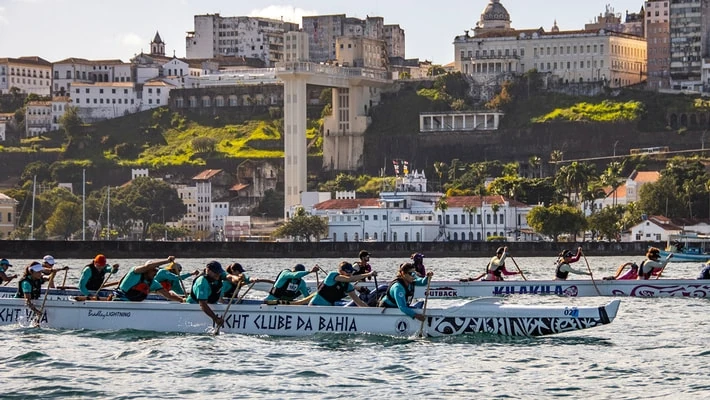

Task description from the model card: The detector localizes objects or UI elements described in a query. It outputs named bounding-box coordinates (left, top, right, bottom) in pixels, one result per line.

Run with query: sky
left=0, top=0, right=646, bottom=65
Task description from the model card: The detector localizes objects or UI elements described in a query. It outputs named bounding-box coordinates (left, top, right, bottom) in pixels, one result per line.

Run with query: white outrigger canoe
left=3, top=278, right=710, bottom=301
left=0, top=297, right=620, bottom=337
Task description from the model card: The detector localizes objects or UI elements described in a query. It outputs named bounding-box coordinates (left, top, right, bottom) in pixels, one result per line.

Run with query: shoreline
left=1, top=240, right=665, bottom=259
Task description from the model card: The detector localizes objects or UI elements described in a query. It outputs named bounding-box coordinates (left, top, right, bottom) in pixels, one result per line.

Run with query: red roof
left=192, top=169, right=223, bottom=180
left=230, top=183, right=250, bottom=192
left=314, top=199, right=380, bottom=210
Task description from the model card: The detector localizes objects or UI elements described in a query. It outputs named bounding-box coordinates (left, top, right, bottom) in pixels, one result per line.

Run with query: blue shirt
left=221, top=273, right=250, bottom=298
left=153, top=268, right=193, bottom=295
left=186, top=271, right=228, bottom=304
left=78, top=265, right=116, bottom=296
left=117, top=266, right=163, bottom=294
left=309, top=271, right=354, bottom=306
left=265, top=270, right=311, bottom=302
left=383, top=277, right=428, bottom=318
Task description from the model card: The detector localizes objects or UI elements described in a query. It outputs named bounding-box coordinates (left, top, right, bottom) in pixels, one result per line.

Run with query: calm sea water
left=2, top=255, right=709, bottom=400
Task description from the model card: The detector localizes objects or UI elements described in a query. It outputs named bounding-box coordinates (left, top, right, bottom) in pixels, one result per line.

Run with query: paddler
left=112, top=256, right=184, bottom=302
left=14, top=262, right=46, bottom=314
left=186, top=261, right=241, bottom=327
left=78, top=254, right=119, bottom=297
left=154, top=261, right=198, bottom=297
left=379, top=262, right=432, bottom=322
left=0, top=258, right=17, bottom=284
left=309, top=261, right=376, bottom=307
left=638, top=247, right=672, bottom=279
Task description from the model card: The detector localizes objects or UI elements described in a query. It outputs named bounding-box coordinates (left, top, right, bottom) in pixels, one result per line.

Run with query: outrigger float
left=0, top=297, right=620, bottom=337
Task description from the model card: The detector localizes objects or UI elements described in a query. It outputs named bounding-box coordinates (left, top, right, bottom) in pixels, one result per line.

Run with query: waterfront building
left=454, top=0, right=647, bottom=88
left=0, top=193, right=18, bottom=239
left=185, top=14, right=299, bottom=66
left=0, top=57, right=52, bottom=96
left=587, top=170, right=660, bottom=215
left=301, top=14, right=405, bottom=63
left=310, top=171, right=534, bottom=242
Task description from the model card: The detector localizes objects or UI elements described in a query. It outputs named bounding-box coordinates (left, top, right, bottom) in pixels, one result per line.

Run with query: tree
left=435, top=195, right=449, bottom=241
left=587, top=205, right=624, bottom=241
left=600, top=161, right=624, bottom=206
left=463, top=204, right=477, bottom=240
left=45, top=201, right=82, bottom=240
left=433, top=161, right=448, bottom=191
left=115, top=177, right=186, bottom=239
left=529, top=156, right=542, bottom=178
left=527, top=204, right=587, bottom=242
left=59, top=106, right=83, bottom=141
left=273, top=207, right=328, bottom=242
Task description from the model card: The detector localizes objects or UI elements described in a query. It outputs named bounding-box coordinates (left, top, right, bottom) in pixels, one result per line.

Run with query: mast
left=106, top=186, right=110, bottom=240
left=82, top=169, right=85, bottom=240
left=30, top=175, right=36, bottom=240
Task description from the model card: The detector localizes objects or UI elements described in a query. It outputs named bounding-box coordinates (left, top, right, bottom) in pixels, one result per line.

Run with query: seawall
left=2, top=240, right=663, bottom=260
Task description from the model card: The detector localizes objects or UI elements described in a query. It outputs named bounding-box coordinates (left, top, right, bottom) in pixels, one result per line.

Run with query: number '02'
left=564, top=307, right=579, bottom=317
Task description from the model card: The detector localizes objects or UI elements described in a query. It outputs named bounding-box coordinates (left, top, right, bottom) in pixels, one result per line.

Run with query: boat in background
left=0, top=297, right=620, bottom=338
left=659, top=233, right=710, bottom=263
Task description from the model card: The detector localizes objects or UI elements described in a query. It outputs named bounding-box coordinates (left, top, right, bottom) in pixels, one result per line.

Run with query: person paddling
left=154, top=262, right=198, bottom=297
left=484, top=246, right=520, bottom=281
left=554, top=249, right=591, bottom=280
left=0, top=259, right=17, bottom=284
left=411, top=253, right=427, bottom=277
left=41, top=255, right=68, bottom=288
left=638, top=247, right=672, bottom=279
left=112, top=256, right=184, bottom=302
left=79, top=254, right=119, bottom=298
left=697, top=260, right=710, bottom=280
left=14, top=262, right=46, bottom=315
left=309, top=261, right=376, bottom=307
left=186, top=261, right=241, bottom=327
left=379, top=262, right=432, bottom=322
left=265, top=263, right=319, bottom=303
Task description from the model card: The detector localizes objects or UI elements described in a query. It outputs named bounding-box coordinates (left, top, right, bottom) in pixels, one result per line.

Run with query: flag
left=393, top=160, right=400, bottom=176
left=403, top=161, right=409, bottom=175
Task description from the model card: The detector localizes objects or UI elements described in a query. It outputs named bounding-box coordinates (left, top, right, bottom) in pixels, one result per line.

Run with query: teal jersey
left=117, top=267, right=163, bottom=293
left=78, top=265, right=112, bottom=296
left=221, top=273, right=250, bottom=297
left=186, top=271, right=227, bottom=304
left=264, top=270, right=310, bottom=302
left=153, top=268, right=192, bottom=295
left=383, top=277, right=428, bottom=318
left=309, top=271, right=354, bottom=306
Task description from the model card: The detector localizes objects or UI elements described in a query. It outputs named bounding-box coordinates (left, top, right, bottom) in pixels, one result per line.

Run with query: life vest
left=84, top=263, right=106, bottom=291
left=160, top=281, right=172, bottom=291
left=555, top=262, right=569, bottom=280
left=114, top=273, right=153, bottom=302
left=486, top=261, right=505, bottom=281
left=316, top=278, right=351, bottom=305
left=637, top=260, right=651, bottom=280
left=269, top=269, right=303, bottom=301
left=189, top=275, right=223, bottom=304
left=381, top=278, right=415, bottom=307
left=699, top=265, right=710, bottom=280
left=15, top=276, right=42, bottom=299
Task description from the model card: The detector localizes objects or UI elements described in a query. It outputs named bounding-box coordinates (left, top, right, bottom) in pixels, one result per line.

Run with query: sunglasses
left=408, top=271, right=417, bottom=277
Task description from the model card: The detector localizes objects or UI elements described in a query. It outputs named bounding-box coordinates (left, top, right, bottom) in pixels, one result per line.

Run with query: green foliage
left=192, top=136, right=217, bottom=153
left=251, top=189, right=284, bottom=218
left=587, top=205, right=624, bottom=241
left=273, top=207, right=328, bottom=242
left=60, top=106, right=84, bottom=140
left=532, top=100, right=644, bottom=123
left=45, top=200, right=82, bottom=240
left=527, top=204, right=587, bottom=241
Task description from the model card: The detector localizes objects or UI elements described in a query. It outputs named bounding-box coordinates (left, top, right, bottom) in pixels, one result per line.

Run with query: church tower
left=150, top=31, right=165, bottom=56
left=473, top=0, right=513, bottom=35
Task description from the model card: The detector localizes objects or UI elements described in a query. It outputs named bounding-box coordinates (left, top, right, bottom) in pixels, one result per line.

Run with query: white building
left=25, top=101, right=52, bottom=136
left=175, top=185, right=198, bottom=233
left=588, top=170, right=660, bottom=215
left=70, top=82, right=139, bottom=123
left=52, top=58, right=131, bottom=97
left=310, top=171, right=535, bottom=242
left=192, top=169, right=222, bottom=232
left=0, top=56, right=52, bottom=95
left=185, top=14, right=299, bottom=65
left=454, top=0, right=647, bottom=88
left=141, top=79, right=175, bottom=110
left=51, top=97, right=71, bottom=131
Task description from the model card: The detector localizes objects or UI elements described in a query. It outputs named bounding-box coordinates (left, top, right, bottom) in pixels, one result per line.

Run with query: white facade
left=185, top=14, right=298, bottom=65
left=141, top=80, right=174, bottom=111
left=454, top=1, right=647, bottom=88
left=25, top=101, right=52, bottom=137
left=0, top=57, right=52, bottom=95
left=210, top=201, right=230, bottom=239
left=175, top=185, right=198, bottom=233
left=70, top=82, right=139, bottom=123
left=0, top=122, right=6, bottom=141
left=284, top=31, right=309, bottom=63
left=310, top=172, right=534, bottom=242
left=52, top=58, right=131, bottom=97
left=51, top=97, right=70, bottom=131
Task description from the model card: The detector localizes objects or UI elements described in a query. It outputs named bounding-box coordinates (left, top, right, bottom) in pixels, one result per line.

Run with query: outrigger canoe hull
left=0, top=297, right=620, bottom=337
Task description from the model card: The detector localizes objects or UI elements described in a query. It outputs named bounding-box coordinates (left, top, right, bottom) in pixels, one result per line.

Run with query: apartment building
left=0, top=56, right=52, bottom=95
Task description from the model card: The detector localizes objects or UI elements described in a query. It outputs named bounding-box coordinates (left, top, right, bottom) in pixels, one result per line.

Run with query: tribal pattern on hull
left=429, top=314, right=609, bottom=337
left=612, top=284, right=710, bottom=298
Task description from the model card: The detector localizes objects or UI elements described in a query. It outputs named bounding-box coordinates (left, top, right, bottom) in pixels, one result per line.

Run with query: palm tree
left=549, top=150, right=564, bottom=174
left=434, top=161, right=448, bottom=192
left=491, top=203, right=501, bottom=238
left=600, top=161, right=623, bottom=206
left=435, top=195, right=449, bottom=241
left=463, top=204, right=477, bottom=241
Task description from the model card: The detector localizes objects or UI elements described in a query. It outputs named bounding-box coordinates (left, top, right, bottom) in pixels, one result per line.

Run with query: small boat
left=0, top=297, right=620, bottom=337
left=660, top=233, right=710, bottom=262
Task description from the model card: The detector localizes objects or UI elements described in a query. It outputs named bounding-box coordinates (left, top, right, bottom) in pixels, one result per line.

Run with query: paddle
left=417, top=275, right=433, bottom=338
left=655, top=254, right=673, bottom=279
left=94, top=270, right=114, bottom=299
left=214, top=281, right=244, bottom=335
left=3, top=276, right=16, bottom=286
left=581, top=250, right=602, bottom=296
left=509, top=256, right=527, bottom=281
left=34, top=271, right=57, bottom=327
left=61, top=267, right=68, bottom=289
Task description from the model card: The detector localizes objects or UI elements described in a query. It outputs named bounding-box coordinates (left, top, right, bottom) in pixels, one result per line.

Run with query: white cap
left=29, top=263, right=44, bottom=273
left=42, top=255, right=56, bottom=265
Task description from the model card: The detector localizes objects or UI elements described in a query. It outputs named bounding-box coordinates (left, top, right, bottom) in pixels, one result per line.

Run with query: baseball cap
left=0, top=259, right=12, bottom=267
left=166, top=262, right=182, bottom=274
left=339, top=261, right=356, bottom=274
left=29, top=262, right=44, bottom=273
left=293, top=264, right=306, bottom=272
left=206, top=261, right=224, bottom=274
left=94, top=254, right=107, bottom=267
left=42, top=255, right=56, bottom=265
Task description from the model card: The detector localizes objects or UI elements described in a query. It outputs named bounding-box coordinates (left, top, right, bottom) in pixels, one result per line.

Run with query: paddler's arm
left=78, top=267, right=92, bottom=296
left=198, top=300, right=223, bottom=326
left=346, top=289, right=369, bottom=307
left=23, top=292, right=40, bottom=314
left=155, top=287, right=184, bottom=302
left=134, top=256, right=175, bottom=274
left=335, top=271, right=377, bottom=283
left=392, top=284, right=424, bottom=321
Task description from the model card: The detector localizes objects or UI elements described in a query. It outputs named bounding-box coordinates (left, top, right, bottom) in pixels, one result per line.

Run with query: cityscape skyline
left=1, top=0, right=645, bottom=65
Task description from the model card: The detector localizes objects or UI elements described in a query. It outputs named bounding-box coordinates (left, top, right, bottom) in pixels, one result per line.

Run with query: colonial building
left=25, top=101, right=52, bottom=136
left=0, top=193, right=19, bottom=238
left=185, top=14, right=298, bottom=65
left=302, top=14, right=405, bottom=62
left=52, top=58, right=131, bottom=97
left=310, top=171, right=535, bottom=242
left=454, top=1, right=647, bottom=88
left=0, top=56, right=52, bottom=95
